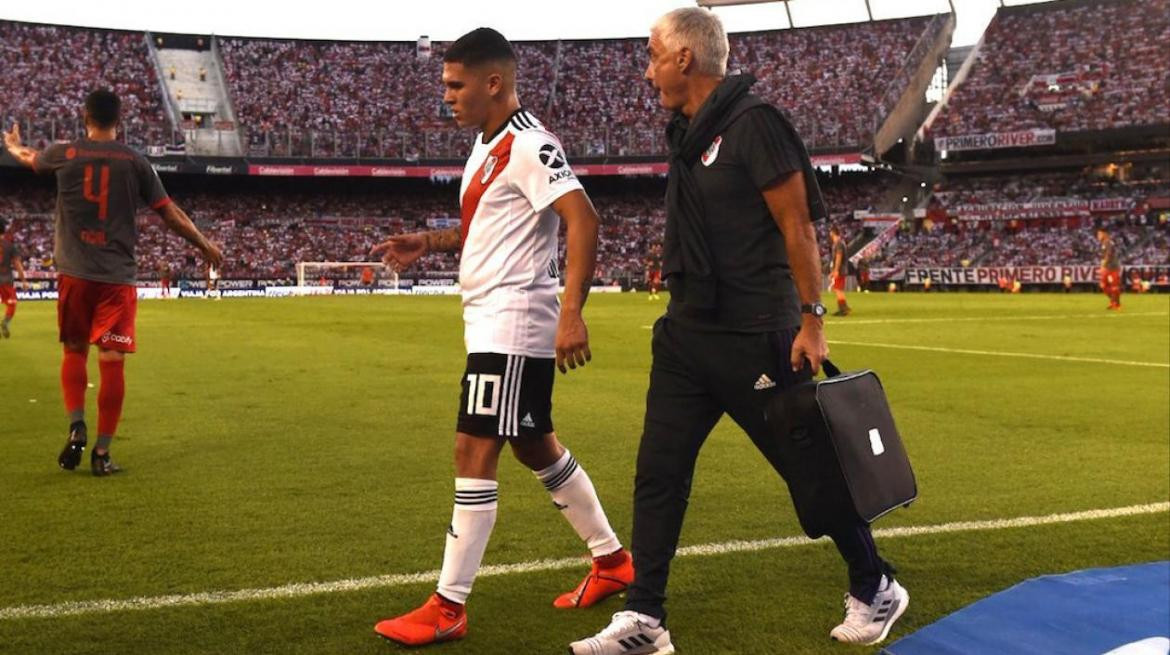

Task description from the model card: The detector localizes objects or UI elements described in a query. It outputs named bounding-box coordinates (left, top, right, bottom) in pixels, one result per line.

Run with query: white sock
left=534, top=450, right=621, bottom=558
left=436, top=478, right=498, bottom=604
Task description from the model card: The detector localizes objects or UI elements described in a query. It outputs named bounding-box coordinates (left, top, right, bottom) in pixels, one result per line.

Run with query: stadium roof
left=1, top=0, right=1052, bottom=45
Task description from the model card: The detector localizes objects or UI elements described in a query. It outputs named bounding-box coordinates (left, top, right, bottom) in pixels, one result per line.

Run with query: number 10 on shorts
left=465, top=374, right=501, bottom=416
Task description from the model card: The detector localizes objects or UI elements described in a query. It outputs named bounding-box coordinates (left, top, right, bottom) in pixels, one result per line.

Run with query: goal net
left=295, top=261, right=399, bottom=290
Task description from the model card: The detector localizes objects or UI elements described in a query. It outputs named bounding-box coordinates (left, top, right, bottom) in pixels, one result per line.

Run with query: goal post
left=295, top=261, right=399, bottom=290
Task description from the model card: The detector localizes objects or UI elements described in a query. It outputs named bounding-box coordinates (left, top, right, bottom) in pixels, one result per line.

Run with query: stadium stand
left=223, top=16, right=939, bottom=157
left=930, top=0, right=1170, bottom=137
left=0, top=20, right=178, bottom=149
left=1, top=5, right=1167, bottom=287
left=0, top=171, right=893, bottom=283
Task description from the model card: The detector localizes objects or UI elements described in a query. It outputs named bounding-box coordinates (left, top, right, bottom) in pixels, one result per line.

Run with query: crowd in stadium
left=0, top=20, right=175, bottom=149
left=228, top=16, right=934, bottom=156
left=870, top=222, right=1167, bottom=269
left=5, top=166, right=1165, bottom=284
left=931, top=169, right=1170, bottom=207
left=729, top=16, right=934, bottom=149
left=0, top=13, right=940, bottom=157
left=2, top=4, right=1168, bottom=288
left=1, top=166, right=898, bottom=282
left=930, top=0, right=1169, bottom=137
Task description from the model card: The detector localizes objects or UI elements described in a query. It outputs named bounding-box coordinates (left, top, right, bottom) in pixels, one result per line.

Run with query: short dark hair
left=84, top=90, right=121, bottom=129
left=829, top=225, right=841, bottom=236
left=444, top=28, right=516, bottom=67
left=0, top=218, right=8, bottom=233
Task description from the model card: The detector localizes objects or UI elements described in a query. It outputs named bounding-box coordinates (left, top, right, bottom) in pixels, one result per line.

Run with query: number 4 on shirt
left=83, top=164, right=110, bottom=220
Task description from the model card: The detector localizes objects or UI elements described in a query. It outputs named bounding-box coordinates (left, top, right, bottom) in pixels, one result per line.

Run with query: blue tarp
left=884, top=561, right=1170, bottom=655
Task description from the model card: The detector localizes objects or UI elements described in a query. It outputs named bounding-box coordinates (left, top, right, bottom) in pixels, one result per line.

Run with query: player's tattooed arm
left=423, top=227, right=462, bottom=253
left=371, top=227, right=459, bottom=272
left=3, top=123, right=39, bottom=169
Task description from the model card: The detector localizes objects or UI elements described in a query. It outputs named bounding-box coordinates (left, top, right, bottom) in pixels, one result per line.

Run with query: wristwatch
left=801, top=302, right=827, bottom=318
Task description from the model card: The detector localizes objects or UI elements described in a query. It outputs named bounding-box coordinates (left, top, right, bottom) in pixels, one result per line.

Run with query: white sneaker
left=569, top=611, right=675, bottom=655
left=829, top=576, right=909, bottom=646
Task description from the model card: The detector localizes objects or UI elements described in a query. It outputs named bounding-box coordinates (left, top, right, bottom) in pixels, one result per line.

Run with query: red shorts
left=649, top=272, right=661, bottom=285
left=1100, top=268, right=1121, bottom=289
left=831, top=274, right=847, bottom=291
left=0, top=284, right=14, bottom=306
left=57, top=275, right=138, bottom=353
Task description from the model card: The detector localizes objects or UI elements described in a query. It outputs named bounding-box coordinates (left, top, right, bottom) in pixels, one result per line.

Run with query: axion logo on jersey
left=481, top=155, right=498, bottom=184
left=538, top=143, right=566, bottom=170
left=701, top=135, right=723, bottom=167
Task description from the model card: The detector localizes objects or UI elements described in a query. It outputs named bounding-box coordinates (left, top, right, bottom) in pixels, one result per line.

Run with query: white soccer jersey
left=458, top=109, right=583, bottom=358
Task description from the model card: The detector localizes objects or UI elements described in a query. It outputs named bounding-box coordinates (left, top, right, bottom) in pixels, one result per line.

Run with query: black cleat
left=91, top=450, right=122, bottom=477
left=1, top=322, right=9, bottom=338
left=58, top=421, right=87, bottom=470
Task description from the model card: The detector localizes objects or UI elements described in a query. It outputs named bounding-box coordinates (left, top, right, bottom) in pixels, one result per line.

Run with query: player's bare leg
left=374, top=433, right=504, bottom=646
left=91, top=348, right=125, bottom=476
left=58, top=341, right=90, bottom=470
left=513, top=433, right=633, bottom=609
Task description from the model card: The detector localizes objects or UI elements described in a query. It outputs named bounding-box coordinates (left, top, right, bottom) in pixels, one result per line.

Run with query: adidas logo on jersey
left=520, top=413, right=536, bottom=429
left=754, top=374, right=776, bottom=390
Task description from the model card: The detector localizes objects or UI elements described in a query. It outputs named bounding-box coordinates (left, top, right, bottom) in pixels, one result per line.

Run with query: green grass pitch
left=1, top=291, right=1167, bottom=654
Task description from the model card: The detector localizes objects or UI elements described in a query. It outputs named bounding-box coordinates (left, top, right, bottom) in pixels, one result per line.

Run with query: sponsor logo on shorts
left=100, top=332, right=133, bottom=346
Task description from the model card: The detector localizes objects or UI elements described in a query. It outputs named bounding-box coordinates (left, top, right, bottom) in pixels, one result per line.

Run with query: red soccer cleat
left=554, top=549, right=635, bottom=609
left=374, top=593, right=468, bottom=646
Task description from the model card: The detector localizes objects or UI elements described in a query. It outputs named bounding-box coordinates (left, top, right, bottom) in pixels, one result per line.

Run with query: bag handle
left=820, top=359, right=841, bottom=378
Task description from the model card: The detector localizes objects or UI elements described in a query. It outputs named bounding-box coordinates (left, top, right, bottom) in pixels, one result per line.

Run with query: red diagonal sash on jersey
left=460, top=133, right=515, bottom=251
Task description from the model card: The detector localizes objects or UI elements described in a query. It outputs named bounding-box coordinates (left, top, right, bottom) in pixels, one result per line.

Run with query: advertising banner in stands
left=851, top=221, right=901, bottom=265
left=853, top=211, right=902, bottom=228
left=246, top=154, right=859, bottom=179
left=952, top=197, right=1135, bottom=220
left=905, top=266, right=1099, bottom=285
left=152, top=161, right=245, bottom=175
left=934, top=129, right=1056, bottom=152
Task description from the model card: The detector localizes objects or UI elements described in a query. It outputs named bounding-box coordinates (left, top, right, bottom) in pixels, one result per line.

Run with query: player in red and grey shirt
left=3, top=89, right=223, bottom=476
left=0, top=218, right=27, bottom=338
left=1097, top=226, right=1122, bottom=310
left=829, top=225, right=851, bottom=316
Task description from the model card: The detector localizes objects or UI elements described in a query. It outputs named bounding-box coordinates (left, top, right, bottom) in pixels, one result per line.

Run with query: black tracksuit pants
left=624, top=316, right=893, bottom=623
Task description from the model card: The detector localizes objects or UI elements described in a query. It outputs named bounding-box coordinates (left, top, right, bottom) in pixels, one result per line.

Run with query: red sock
left=61, top=350, right=88, bottom=417
left=98, top=359, right=126, bottom=437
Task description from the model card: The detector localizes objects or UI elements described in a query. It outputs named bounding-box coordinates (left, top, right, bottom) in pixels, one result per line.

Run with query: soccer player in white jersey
left=368, top=28, right=633, bottom=647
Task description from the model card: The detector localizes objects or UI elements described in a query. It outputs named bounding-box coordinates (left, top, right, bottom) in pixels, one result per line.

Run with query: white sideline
left=828, top=312, right=1169, bottom=326
left=1, top=501, right=1166, bottom=622
left=640, top=311, right=1169, bottom=331
left=828, top=340, right=1170, bottom=369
